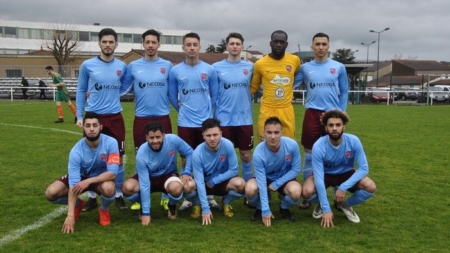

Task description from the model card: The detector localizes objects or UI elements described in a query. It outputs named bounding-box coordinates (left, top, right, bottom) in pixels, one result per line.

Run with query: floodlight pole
left=370, top=28, right=390, bottom=88
left=361, top=41, right=376, bottom=86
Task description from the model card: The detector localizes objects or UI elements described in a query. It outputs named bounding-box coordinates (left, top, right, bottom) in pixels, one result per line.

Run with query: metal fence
left=0, top=65, right=79, bottom=78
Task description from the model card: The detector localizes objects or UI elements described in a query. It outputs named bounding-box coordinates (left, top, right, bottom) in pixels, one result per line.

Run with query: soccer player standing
left=45, top=66, right=77, bottom=123
left=121, top=29, right=173, bottom=211
left=301, top=110, right=376, bottom=228
left=185, top=118, right=245, bottom=225
left=168, top=32, right=221, bottom=211
left=122, top=121, right=194, bottom=225
left=294, top=33, right=349, bottom=209
left=250, top=30, right=300, bottom=141
left=245, top=117, right=302, bottom=227
left=212, top=32, right=254, bottom=183
left=45, top=112, right=120, bottom=232
left=76, top=28, right=128, bottom=211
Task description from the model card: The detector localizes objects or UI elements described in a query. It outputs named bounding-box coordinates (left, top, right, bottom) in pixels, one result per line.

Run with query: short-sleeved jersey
left=250, top=54, right=301, bottom=108
left=51, top=73, right=68, bottom=92
left=121, top=57, right=173, bottom=117
left=67, top=134, right=120, bottom=187
left=213, top=59, right=254, bottom=126
left=294, top=59, right=348, bottom=111
left=192, top=137, right=239, bottom=214
left=252, top=137, right=301, bottom=216
left=312, top=133, right=369, bottom=213
left=135, top=134, right=193, bottom=215
left=76, top=57, right=127, bottom=119
left=168, top=60, right=219, bottom=127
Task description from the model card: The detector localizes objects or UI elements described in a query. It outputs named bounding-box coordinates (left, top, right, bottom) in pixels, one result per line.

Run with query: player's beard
left=101, top=48, right=115, bottom=57
left=328, top=130, right=343, bottom=142
left=84, top=131, right=101, bottom=142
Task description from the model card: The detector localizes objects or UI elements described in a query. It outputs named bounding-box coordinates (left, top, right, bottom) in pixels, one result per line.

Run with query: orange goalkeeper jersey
left=250, top=54, right=301, bottom=108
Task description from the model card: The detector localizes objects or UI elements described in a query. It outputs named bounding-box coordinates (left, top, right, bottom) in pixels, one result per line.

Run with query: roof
left=248, top=50, right=264, bottom=55
left=25, top=49, right=53, bottom=56
left=344, top=64, right=373, bottom=75
left=365, top=61, right=391, bottom=71
left=393, top=60, right=450, bottom=71
left=123, top=50, right=229, bottom=65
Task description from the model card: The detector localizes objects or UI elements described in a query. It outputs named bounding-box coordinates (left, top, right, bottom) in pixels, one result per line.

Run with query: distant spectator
left=21, top=77, right=29, bottom=100
left=38, top=79, right=47, bottom=100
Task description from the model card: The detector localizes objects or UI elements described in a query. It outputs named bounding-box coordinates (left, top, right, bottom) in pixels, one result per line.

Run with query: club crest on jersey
left=116, top=70, right=122, bottom=77
left=169, top=150, right=175, bottom=157
left=243, top=69, right=249, bottom=75
left=201, top=73, right=207, bottom=80
left=285, top=155, right=291, bottom=162
left=345, top=151, right=352, bottom=158
left=160, top=68, right=166, bottom=74
left=220, top=154, right=226, bottom=162
left=100, top=154, right=107, bottom=162
left=330, top=68, right=336, bottom=75
left=286, top=65, right=292, bottom=72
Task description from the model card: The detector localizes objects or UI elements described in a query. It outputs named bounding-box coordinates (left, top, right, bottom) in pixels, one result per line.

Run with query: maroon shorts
left=95, top=112, right=126, bottom=155
left=58, top=174, right=105, bottom=194
left=221, top=125, right=254, bottom=150
left=205, top=179, right=231, bottom=196
left=324, top=169, right=358, bottom=192
left=129, top=172, right=179, bottom=193
left=133, top=115, right=172, bottom=153
left=301, top=109, right=326, bottom=150
left=178, top=126, right=204, bottom=149
left=268, top=178, right=298, bottom=196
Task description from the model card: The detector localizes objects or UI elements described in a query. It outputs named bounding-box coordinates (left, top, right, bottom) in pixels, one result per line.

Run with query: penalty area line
left=0, top=206, right=67, bottom=248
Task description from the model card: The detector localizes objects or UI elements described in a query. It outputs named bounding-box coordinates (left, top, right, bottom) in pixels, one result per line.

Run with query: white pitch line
left=0, top=123, right=81, bottom=135
left=0, top=206, right=67, bottom=248
left=0, top=123, right=79, bottom=247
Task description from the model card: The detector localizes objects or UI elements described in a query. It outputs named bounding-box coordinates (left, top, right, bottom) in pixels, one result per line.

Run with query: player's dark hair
left=226, top=32, right=244, bottom=43
left=45, top=66, right=53, bottom=71
left=321, top=109, right=350, bottom=126
left=99, top=28, right=118, bottom=42
left=183, top=32, right=200, bottom=44
left=142, top=29, right=160, bottom=42
left=202, top=118, right=221, bottom=132
left=264, top=116, right=283, bottom=128
left=312, top=32, right=329, bottom=42
left=145, top=121, right=165, bottom=135
left=271, top=30, right=288, bottom=41
left=83, top=112, right=102, bottom=125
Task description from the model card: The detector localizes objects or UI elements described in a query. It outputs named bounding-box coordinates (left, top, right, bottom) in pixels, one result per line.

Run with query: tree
left=205, top=39, right=227, bottom=53
left=42, top=23, right=84, bottom=76
left=205, top=44, right=217, bottom=53
left=332, top=48, right=356, bottom=64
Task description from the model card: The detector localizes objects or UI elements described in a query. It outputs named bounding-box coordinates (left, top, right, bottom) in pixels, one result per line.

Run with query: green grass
left=0, top=101, right=449, bottom=252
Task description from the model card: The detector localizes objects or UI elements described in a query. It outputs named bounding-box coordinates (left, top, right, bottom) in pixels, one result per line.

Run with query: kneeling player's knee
left=100, top=182, right=116, bottom=197
left=245, top=180, right=258, bottom=197
left=366, top=181, right=377, bottom=193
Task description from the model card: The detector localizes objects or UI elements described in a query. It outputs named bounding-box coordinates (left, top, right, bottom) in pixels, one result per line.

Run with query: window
left=90, top=32, right=99, bottom=41
left=30, top=29, right=42, bottom=39
left=74, top=70, right=80, bottom=78
left=6, top=69, right=22, bottom=78
left=173, top=36, right=182, bottom=45
left=133, top=34, right=141, bottom=43
left=4, top=27, right=16, bottom=38
left=79, top=31, right=89, bottom=41
left=17, top=28, right=29, bottom=39
left=161, top=35, right=172, bottom=44
left=123, top=33, right=132, bottom=43
left=5, top=49, right=17, bottom=54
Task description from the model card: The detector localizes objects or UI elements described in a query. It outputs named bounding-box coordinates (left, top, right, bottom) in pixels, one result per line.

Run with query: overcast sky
left=1, top=0, right=448, bottom=62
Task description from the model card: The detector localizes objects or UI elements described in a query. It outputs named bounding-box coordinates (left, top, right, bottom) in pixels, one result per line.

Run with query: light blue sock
left=168, top=193, right=183, bottom=205
left=124, top=192, right=140, bottom=203
left=100, top=194, right=116, bottom=210
left=345, top=189, right=374, bottom=207
left=305, top=193, right=319, bottom=203
left=161, top=192, right=169, bottom=200
left=115, top=166, right=125, bottom=197
left=247, top=194, right=261, bottom=209
left=184, top=191, right=200, bottom=206
left=281, top=195, right=300, bottom=209
left=303, top=152, right=312, bottom=180
left=51, top=197, right=68, bottom=205
left=242, top=162, right=253, bottom=182
left=223, top=190, right=244, bottom=205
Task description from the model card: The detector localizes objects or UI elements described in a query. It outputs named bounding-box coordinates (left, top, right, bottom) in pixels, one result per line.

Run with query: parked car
left=417, top=87, right=449, bottom=102
left=368, top=91, right=393, bottom=103
left=394, top=90, right=418, bottom=100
